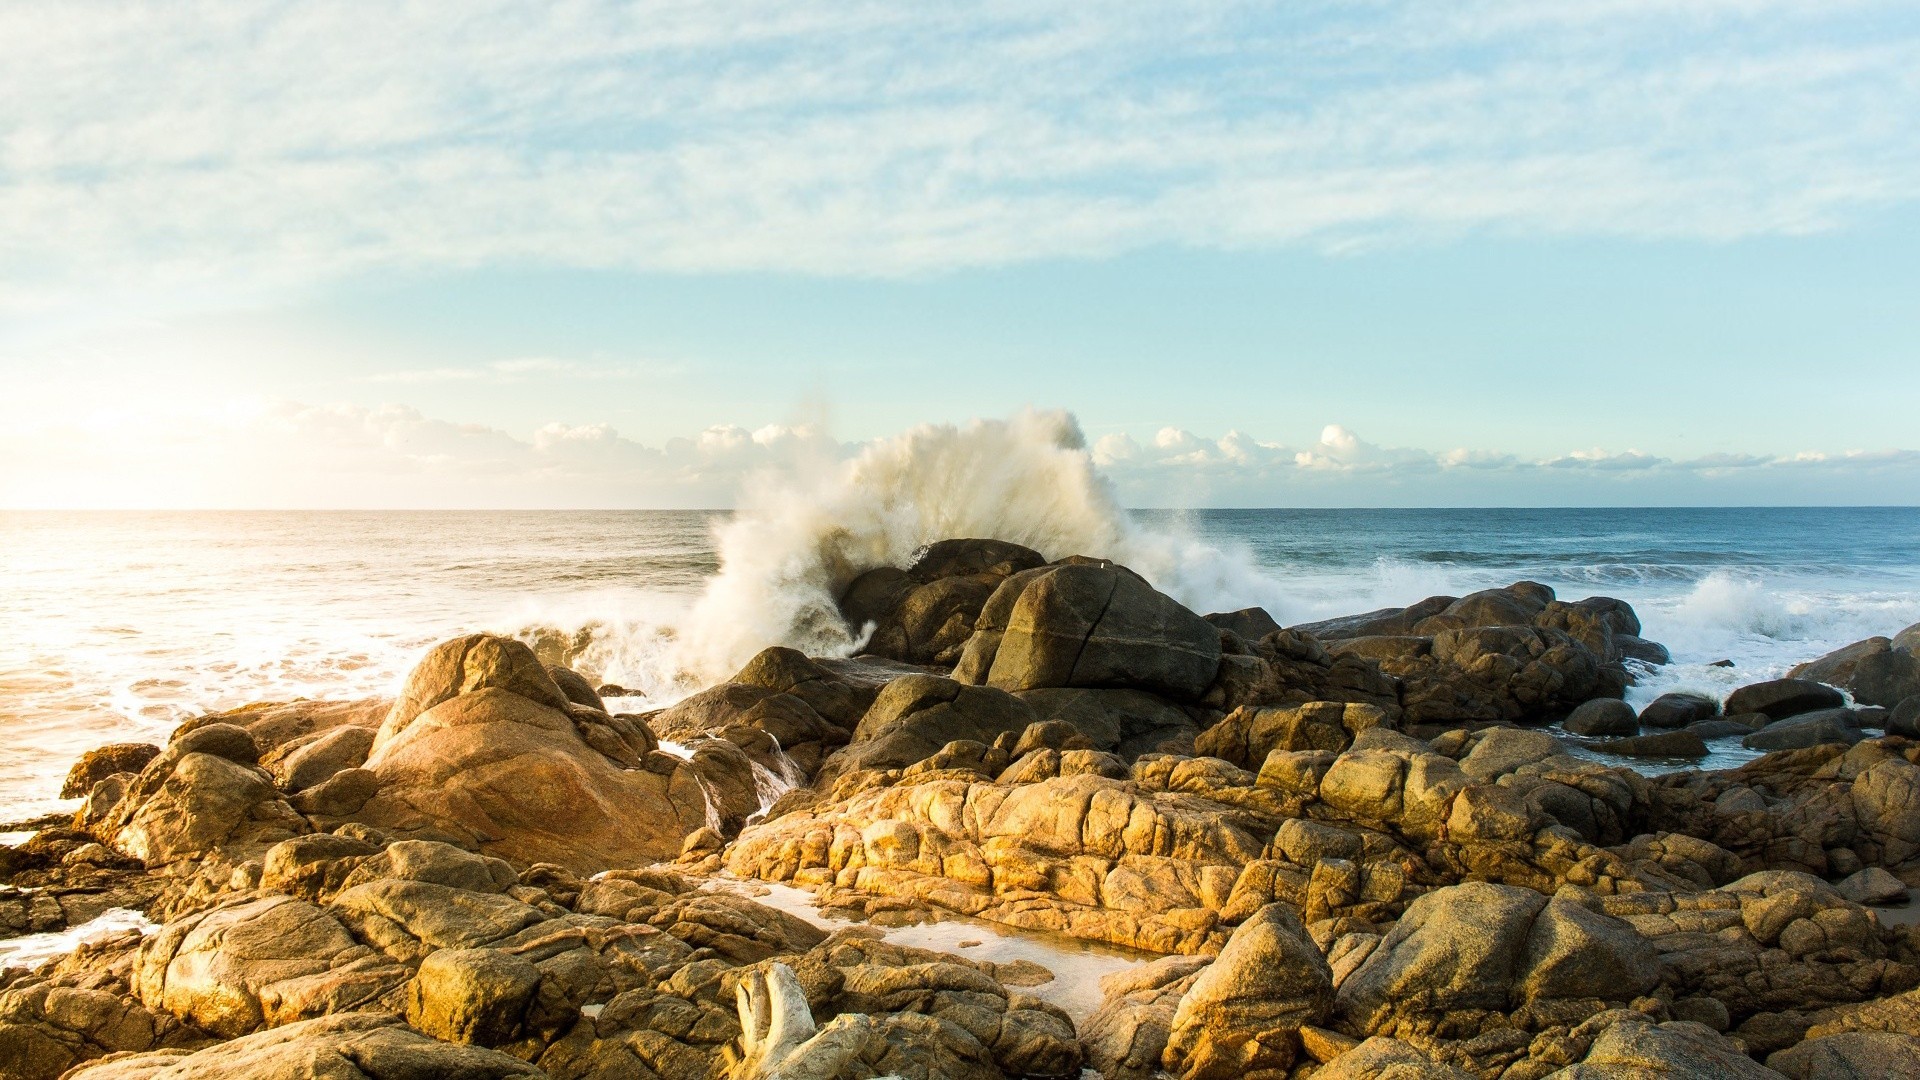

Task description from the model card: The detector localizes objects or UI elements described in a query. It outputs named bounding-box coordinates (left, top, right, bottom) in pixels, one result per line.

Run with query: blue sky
left=2, top=1, right=1917, bottom=507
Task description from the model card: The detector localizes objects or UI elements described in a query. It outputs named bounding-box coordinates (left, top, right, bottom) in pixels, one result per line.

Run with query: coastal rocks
left=1564, top=698, right=1639, bottom=737
left=0, top=978, right=211, bottom=1080
left=956, top=562, right=1222, bottom=701
left=814, top=675, right=1036, bottom=791
left=1015, top=688, right=1200, bottom=760
left=271, top=726, right=374, bottom=793
left=1161, top=903, right=1333, bottom=1079
left=1790, top=635, right=1920, bottom=709
left=841, top=538, right=1048, bottom=666
left=404, top=946, right=541, bottom=1047
left=62, top=745, right=161, bottom=800
left=100, top=732, right=308, bottom=867
left=1725, top=679, right=1847, bottom=722
left=1743, top=708, right=1865, bottom=751
left=61, top=1011, right=540, bottom=1079
left=1081, top=956, right=1211, bottom=1080
left=1195, top=702, right=1391, bottom=766
left=355, top=634, right=711, bottom=872
left=1639, top=692, right=1720, bottom=730
left=1332, top=884, right=1655, bottom=1039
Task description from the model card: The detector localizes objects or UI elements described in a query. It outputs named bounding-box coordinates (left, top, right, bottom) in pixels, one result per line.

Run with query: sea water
left=3, top=502, right=1917, bottom=821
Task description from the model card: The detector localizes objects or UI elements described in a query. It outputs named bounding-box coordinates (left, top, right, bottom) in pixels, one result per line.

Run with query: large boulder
left=840, top=539, right=1048, bottom=666
left=1196, top=702, right=1390, bottom=767
left=1638, top=692, right=1719, bottom=730
left=1564, top=699, right=1639, bottom=737
left=1725, top=679, right=1846, bottom=722
left=1162, top=904, right=1334, bottom=1080
left=1790, top=636, right=1920, bottom=708
left=101, top=731, right=309, bottom=866
left=1016, top=688, right=1200, bottom=760
left=61, top=744, right=161, bottom=799
left=1333, top=884, right=1656, bottom=1039
left=356, top=634, right=710, bottom=873
left=957, top=562, right=1222, bottom=701
left=814, top=674, right=1036, bottom=788
left=1742, top=708, right=1865, bottom=751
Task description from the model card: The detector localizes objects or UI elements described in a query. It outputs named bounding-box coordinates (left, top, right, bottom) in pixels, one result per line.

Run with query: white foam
left=664, top=410, right=1287, bottom=686
left=0, top=907, right=159, bottom=972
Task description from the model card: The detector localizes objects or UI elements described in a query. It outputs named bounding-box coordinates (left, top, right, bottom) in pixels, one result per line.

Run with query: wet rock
left=1743, top=708, right=1864, bottom=751
left=61, top=1011, right=540, bottom=1079
left=1565, top=699, right=1638, bottom=737
left=1725, top=679, right=1847, bottom=722
left=544, top=665, right=606, bottom=712
left=1617, top=635, right=1673, bottom=666
left=1600, top=730, right=1709, bottom=758
left=959, top=562, right=1222, bottom=701
left=1639, top=692, right=1720, bottom=730
left=1887, top=696, right=1920, bottom=738
left=841, top=539, right=1047, bottom=666
left=356, top=634, right=710, bottom=873
left=61, top=744, right=161, bottom=799
left=1205, top=607, right=1283, bottom=641
left=1790, top=636, right=1920, bottom=709
left=1162, top=903, right=1333, bottom=1080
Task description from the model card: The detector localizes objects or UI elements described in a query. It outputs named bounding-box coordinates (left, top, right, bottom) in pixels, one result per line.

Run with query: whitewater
left=4, top=412, right=1917, bottom=820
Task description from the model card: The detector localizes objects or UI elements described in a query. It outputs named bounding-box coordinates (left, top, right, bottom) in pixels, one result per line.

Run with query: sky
left=2, top=0, right=1918, bottom=508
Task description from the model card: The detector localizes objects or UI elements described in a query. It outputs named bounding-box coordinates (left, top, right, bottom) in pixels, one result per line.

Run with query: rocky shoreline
left=5, top=537, right=1920, bottom=1078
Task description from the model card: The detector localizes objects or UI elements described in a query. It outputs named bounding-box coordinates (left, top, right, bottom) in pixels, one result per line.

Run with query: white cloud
left=2, top=398, right=1914, bottom=509
left=2, top=1, right=1917, bottom=312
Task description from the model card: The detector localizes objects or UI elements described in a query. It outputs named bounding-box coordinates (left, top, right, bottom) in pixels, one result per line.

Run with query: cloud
left=3, top=1, right=1918, bottom=311
left=1, top=399, right=1914, bottom=508
left=365, top=357, right=675, bottom=384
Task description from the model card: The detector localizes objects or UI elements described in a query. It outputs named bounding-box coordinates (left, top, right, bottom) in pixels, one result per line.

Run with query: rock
left=817, top=674, right=1036, bottom=787
left=133, top=893, right=410, bottom=1037
left=1724, top=679, right=1847, bottom=722
left=1616, top=636, right=1672, bottom=666
left=288, top=768, right=380, bottom=818
left=1742, top=708, right=1864, bottom=751
left=1599, top=730, right=1709, bottom=758
left=1888, top=696, right=1920, bottom=738
left=107, top=750, right=306, bottom=866
left=1334, top=883, right=1654, bottom=1038
left=1206, top=608, right=1283, bottom=641
left=1790, top=637, right=1920, bottom=709
left=1196, top=702, right=1390, bottom=767
left=404, top=947, right=541, bottom=1047
left=1564, top=699, right=1639, bottom=737
left=962, top=562, right=1223, bottom=701
left=1835, top=867, right=1908, bottom=906
left=1292, top=595, right=1458, bottom=641
left=61, top=744, right=161, bottom=799
left=1768, top=1031, right=1920, bottom=1079
left=169, top=724, right=261, bottom=767
left=1162, top=904, right=1334, bottom=1080
left=1639, top=693, right=1720, bottom=729
left=840, top=539, right=1047, bottom=666
left=61, top=1011, right=540, bottom=1079
left=1458, top=727, right=1563, bottom=780
left=1310, top=1036, right=1475, bottom=1079
left=544, top=665, right=606, bottom=712
left=1687, top=719, right=1759, bottom=740
left=357, top=634, right=710, bottom=873
left=1562, top=1017, right=1785, bottom=1079
left=1896, top=621, right=1920, bottom=653
left=1015, top=687, right=1199, bottom=760
left=1082, top=956, right=1210, bottom=1080
left=273, top=726, right=375, bottom=793
left=1850, top=757, right=1920, bottom=868
left=0, top=980, right=209, bottom=1080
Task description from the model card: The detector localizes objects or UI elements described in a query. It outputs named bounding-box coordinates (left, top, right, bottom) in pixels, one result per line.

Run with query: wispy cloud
left=364, top=357, right=676, bottom=384
left=2, top=1, right=1917, bottom=310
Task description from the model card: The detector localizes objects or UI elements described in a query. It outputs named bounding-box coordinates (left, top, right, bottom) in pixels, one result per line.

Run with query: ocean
left=4, top=505, right=1918, bottom=823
